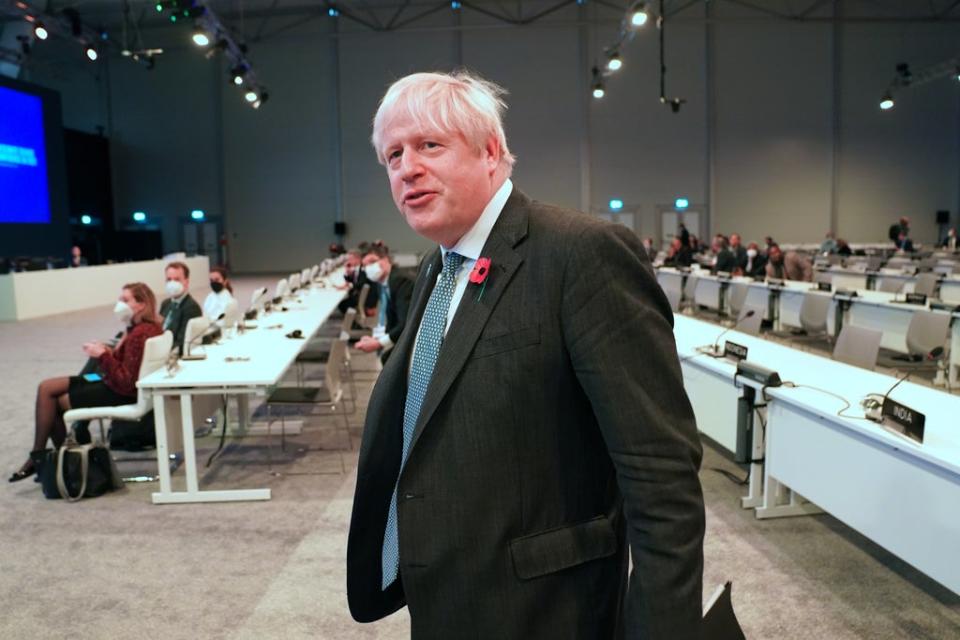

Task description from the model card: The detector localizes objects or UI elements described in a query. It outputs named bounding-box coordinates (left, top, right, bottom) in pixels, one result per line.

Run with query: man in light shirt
left=347, top=71, right=704, bottom=639
left=354, top=245, right=415, bottom=361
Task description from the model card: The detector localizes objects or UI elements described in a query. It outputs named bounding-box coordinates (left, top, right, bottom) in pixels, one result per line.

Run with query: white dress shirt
left=404, top=178, right=514, bottom=363
left=203, top=289, right=235, bottom=321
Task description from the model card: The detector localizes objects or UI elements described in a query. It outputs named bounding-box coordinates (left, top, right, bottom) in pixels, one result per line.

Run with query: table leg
left=153, top=394, right=172, bottom=495
left=180, top=393, right=199, bottom=494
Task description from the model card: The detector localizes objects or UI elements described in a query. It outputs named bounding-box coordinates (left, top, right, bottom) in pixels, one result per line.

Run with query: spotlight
left=245, top=90, right=258, bottom=103
left=879, top=93, right=894, bottom=110
left=606, top=52, right=622, bottom=72
left=630, top=1, right=649, bottom=27
left=33, top=23, right=48, bottom=40
left=85, top=45, right=98, bottom=61
left=591, top=66, right=605, bottom=99
left=252, top=91, right=269, bottom=109
left=230, top=64, right=247, bottom=85
left=192, top=28, right=210, bottom=47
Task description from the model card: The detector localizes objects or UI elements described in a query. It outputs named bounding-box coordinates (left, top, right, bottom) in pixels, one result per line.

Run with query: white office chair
left=913, top=273, right=939, bottom=298
left=736, top=305, right=764, bottom=336
left=296, top=309, right=359, bottom=411
left=274, top=278, right=288, bottom=302
left=664, top=287, right=682, bottom=313
left=64, top=331, right=173, bottom=438
left=264, top=339, right=351, bottom=474
left=63, top=332, right=174, bottom=480
left=682, top=275, right=700, bottom=314
left=904, top=310, right=951, bottom=360
left=726, top=283, right=748, bottom=319
left=832, top=325, right=882, bottom=371
left=877, top=277, right=904, bottom=294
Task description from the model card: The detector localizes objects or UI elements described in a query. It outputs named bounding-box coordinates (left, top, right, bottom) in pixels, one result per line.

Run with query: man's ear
left=483, top=136, right=501, bottom=172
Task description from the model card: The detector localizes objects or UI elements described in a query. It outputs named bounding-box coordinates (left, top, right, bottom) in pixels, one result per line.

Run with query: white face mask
left=165, top=280, right=184, bottom=297
left=364, top=262, right=385, bottom=283
left=747, top=249, right=758, bottom=258
left=114, top=301, right=133, bottom=323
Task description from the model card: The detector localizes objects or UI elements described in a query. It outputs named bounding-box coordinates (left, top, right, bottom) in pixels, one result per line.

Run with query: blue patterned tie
left=381, top=251, right=464, bottom=589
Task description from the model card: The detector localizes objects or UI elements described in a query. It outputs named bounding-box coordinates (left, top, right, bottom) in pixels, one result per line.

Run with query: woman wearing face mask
left=8, top=283, right=164, bottom=483
left=203, top=266, right=235, bottom=322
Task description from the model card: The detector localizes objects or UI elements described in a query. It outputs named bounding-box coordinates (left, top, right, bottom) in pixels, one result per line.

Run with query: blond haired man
left=347, top=72, right=704, bottom=639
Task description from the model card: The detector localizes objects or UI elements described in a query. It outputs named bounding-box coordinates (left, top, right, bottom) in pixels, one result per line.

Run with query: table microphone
left=182, top=314, right=225, bottom=360
left=698, top=310, right=757, bottom=358
left=861, top=346, right=944, bottom=421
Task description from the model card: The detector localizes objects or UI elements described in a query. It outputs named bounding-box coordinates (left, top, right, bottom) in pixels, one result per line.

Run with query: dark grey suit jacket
left=159, top=294, right=202, bottom=355
left=347, top=190, right=704, bottom=639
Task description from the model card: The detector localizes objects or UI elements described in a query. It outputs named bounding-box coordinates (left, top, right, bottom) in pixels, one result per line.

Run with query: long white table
left=138, top=279, right=345, bottom=504
left=0, top=256, right=209, bottom=321
left=674, top=314, right=960, bottom=595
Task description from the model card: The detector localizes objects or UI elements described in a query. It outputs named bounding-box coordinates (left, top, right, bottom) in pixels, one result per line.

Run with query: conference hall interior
left=1, top=0, right=959, bottom=638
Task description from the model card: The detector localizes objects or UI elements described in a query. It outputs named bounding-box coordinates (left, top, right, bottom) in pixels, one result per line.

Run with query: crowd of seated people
left=8, top=258, right=245, bottom=483
left=662, top=227, right=816, bottom=282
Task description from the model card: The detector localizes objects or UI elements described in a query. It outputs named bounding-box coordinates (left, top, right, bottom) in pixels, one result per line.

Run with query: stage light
left=156, top=3, right=163, bottom=11
left=607, top=52, right=622, bottom=72
left=233, top=75, right=243, bottom=85
left=245, top=90, right=258, bottom=102
left=191, top=209, right=205, bottom=221
left=880, top=93, right=894, bottom=110
left=630, top=2, right=649, bottom=27
left=252, top=91, right=269, bottom=109
left=591, top=66, right=604, bottom=99
left=33, top=23, right=48, bottom=40
left=132, top=211, right=147, bottom=223
left=85, top=45, right=98, bottom=61
left=192, top=28, right=210, bottom=47
left=609, top=199, right=623, bottom=211
left=81, top=215, right=93, bottom=225
left=675, top=197, right=689, bottom=210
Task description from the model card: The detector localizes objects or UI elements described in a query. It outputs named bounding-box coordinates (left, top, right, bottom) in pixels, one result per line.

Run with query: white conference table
left=673, top=314, right=960, bottom=595
left=138, top=278, right=346, bottom=504
left=690, top=274, right=960, bottom=387
left=942, top=277, right=960, bottom=305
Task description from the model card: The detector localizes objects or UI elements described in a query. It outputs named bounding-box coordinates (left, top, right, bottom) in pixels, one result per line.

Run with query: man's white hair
left=371, top=71, right=516, bottom=172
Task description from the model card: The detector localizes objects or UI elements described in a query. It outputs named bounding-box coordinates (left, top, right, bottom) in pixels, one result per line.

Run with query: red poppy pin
left=469, top=257, right=491, bottom=301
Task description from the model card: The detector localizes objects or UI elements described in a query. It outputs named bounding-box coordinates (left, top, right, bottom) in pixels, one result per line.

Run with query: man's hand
left=83, top=342, right=108, bottom=358
left=354, top=336, right=381, bottom=353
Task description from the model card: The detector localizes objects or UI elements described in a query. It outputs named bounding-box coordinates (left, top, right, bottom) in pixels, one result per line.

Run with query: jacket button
left=403, top=492, right=416, bottom=500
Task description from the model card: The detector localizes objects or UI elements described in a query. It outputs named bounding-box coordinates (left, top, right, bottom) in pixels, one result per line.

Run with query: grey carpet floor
left=1, top=277, right=958, bottom=639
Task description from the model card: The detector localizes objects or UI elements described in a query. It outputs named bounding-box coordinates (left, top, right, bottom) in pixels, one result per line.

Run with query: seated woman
left=203, top=266, right=235, bottom=322
left=8, top=282, right=164, bottom=483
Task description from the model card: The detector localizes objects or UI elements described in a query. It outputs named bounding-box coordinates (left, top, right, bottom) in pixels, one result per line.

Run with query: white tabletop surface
left=673, top=314, right=960, bottom=476
left=139, top=283, right=346, bottom=390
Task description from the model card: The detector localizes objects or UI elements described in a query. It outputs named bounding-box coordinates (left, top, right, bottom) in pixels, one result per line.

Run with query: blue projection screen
left=0, top=85, right=50, bottom=224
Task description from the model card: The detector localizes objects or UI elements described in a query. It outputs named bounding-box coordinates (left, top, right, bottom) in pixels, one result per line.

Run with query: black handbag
left=39, top=439, right=122, bottom=501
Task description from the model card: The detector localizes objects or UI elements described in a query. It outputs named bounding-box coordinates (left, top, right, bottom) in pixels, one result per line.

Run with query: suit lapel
left=389, top=250, right=441, bottom=369
left=405, top=191, right=530, bottom=459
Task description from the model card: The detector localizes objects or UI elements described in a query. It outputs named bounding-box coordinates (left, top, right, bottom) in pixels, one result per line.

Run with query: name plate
left=724, top=341, right=748, bottom=362
left=904, top=292, right=927, bottom=305
left=817, top=281, right=832, bottom=292
left=767, top=278, right=785, bottom=287
left=881, top=398, right=925, bottom=444
left=834, top=289, right=858, bottom=298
